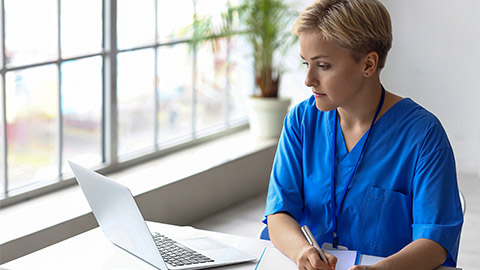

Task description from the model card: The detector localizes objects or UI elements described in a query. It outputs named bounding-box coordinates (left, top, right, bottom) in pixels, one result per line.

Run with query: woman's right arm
left=267, top=213, right=337, bottom=270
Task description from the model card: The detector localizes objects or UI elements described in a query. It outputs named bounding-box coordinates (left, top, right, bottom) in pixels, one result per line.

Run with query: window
left=0, top=0, right=252, bottom=205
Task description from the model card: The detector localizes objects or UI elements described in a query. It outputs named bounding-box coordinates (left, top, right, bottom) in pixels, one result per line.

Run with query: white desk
left=1, top=221, right=461, bottom=270
left=1, top=222, right=268, bottom=270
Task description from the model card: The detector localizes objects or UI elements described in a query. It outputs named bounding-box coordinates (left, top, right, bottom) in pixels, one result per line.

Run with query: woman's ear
left=363, top=51, right=379, bottom=77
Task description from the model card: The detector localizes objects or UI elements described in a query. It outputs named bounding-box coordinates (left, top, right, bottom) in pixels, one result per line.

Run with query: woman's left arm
left=349, top=238, right=447, bottom=270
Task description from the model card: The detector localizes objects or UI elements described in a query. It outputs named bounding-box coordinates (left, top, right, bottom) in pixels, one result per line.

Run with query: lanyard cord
left=331, top=86, right=385, bottom=248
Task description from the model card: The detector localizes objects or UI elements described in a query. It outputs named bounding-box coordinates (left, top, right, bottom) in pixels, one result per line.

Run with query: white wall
left=282, top=0, right=480, bottom=176
left=381, top=0, right=480, bottom=176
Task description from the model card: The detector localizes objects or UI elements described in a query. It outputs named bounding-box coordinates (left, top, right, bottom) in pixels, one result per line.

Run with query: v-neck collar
left=335, top=117, right=366, bottom=166
left=329, top=97, right=410, bottom=167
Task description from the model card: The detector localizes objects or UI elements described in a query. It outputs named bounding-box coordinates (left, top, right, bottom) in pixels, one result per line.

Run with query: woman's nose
left=304, top=68, right=318, bottom=87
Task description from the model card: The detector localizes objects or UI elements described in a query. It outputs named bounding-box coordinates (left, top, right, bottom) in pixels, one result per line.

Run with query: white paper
left=326, top=249, right=358, bottom=270
left=358, top=254, right=462, bottom=270
left=358, top=254, right=383, bottom=265
left=255, top=247, right=297, bottom=269
left=255, top=247, right=357, bottom=270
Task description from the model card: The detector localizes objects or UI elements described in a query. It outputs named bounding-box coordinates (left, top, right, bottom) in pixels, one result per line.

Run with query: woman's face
left=300, top=31, right=367, bottom=111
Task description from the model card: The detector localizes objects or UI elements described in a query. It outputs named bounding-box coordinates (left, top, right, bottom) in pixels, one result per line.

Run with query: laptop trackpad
left=178, top=237, right=229, bottom=251
left=178, top=237, right=253, bottom=264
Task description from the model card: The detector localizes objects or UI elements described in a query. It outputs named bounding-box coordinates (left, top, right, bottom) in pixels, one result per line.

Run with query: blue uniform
left=263, top=96, right=463, bottom=266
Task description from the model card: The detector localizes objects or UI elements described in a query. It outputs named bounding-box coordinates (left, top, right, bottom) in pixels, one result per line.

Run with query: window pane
left=117, top=0, right=155, bottom=50
left=196, top=0, right=228, bottom=25
left=195, top=39, right=227, bottom=132
left=228, top=36, right=253, bottom=123
left=61, top=0, right=102, bottom=58
left=1, top=82, right=5, bottom=196
left=61, top=57, right=102, bottom=172
left=117, top=49, right=155, bottom=157
left=157, top=0, right=194, bottom=42
left=6, top=65, right=58, bottom=190
left=157, top=44, right=193, bottom=144
left=5, top=0, right=58, bottom=67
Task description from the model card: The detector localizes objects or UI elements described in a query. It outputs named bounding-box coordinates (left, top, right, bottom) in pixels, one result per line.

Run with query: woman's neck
left=337, top=82, right=384, bottom=130
left=336, top=80, right=403, bottom=152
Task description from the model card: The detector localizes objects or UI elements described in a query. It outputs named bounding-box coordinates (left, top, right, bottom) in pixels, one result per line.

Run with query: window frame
left=0, top=0, right=249, bottom=207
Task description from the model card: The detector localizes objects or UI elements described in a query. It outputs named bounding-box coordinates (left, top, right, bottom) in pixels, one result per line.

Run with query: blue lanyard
left=331, top=87, right=385, bottom=248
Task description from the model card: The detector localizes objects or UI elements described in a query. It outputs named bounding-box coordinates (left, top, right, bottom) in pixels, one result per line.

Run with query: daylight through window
left=0, top=0, right=253, bottom=205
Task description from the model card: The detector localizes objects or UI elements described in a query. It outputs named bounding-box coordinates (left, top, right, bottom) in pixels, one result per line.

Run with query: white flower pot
left=248, top=97, right=291, bottom=139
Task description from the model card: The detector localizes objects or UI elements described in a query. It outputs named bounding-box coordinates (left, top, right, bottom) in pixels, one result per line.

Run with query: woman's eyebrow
left=300, top=54, right=329, bottom=61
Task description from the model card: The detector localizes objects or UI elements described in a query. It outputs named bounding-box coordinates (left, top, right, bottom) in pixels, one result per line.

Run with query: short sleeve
left=263, top=104, right=305, bottom=224
left=412, top=125, right=463, bottom=266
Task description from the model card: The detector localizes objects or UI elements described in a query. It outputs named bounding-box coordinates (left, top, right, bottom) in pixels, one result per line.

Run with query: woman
left=262, top=0, right=463, bottom=269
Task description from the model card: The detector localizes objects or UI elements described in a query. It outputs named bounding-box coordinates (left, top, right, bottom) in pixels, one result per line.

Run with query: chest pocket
left=359, top=185, right=412, bottom=256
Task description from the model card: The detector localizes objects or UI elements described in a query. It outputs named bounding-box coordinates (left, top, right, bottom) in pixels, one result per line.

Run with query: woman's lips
left=313, top=91, right=326, bottom=98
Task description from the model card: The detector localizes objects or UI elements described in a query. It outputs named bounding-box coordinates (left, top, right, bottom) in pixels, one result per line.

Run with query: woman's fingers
left=297, top=246, right=337, bottom=270
left=324, top=251, right=338, bottom=269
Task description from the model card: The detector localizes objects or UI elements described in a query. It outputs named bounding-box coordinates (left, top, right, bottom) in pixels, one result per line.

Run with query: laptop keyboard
left=153, top=233, right=215, bottom=267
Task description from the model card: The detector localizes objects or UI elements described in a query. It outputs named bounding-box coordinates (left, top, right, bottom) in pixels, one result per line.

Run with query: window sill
left=0, top=129, right=278, bottom=264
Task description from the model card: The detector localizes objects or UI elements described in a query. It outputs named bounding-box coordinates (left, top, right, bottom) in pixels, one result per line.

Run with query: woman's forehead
left=299, top=32, right=350, bottom=60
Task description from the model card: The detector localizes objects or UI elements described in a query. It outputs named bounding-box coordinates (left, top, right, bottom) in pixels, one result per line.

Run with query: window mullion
left=103, top=0, right=118, bottom=166
left=1, top=0, right=7, bottom=197
left=57, top=0, right=63, bottom=178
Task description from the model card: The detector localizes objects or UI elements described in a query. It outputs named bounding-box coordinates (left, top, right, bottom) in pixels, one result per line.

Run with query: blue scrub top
left=263, top=96, right=463, bottom=266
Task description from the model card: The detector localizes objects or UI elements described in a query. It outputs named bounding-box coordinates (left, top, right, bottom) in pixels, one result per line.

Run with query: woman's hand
left=267, top=213, right=339, bottom=270
left=295, top=245, right=337, bottom=270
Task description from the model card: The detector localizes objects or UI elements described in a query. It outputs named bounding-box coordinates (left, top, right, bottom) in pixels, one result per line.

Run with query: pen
left=301, top=225, right=328, bottom=264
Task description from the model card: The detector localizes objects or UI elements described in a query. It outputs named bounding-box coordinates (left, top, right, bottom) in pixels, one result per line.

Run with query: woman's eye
left=301, top=61, right=328, bottom=70
left=318, top=64, right=329, bottom=70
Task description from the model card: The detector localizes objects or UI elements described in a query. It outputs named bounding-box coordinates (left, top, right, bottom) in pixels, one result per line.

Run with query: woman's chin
left=315, top=100, right=336, bottom=112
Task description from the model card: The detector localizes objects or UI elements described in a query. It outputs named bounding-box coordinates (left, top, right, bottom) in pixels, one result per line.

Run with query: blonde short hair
left=292, top=0, right=392, bottom=69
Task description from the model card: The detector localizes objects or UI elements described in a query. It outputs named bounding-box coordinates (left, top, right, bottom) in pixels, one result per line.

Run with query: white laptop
left=69, top=161, right=256, bottom=270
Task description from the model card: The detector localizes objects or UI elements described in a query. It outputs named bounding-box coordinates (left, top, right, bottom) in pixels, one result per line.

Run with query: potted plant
left=188, top=0, right=298, bottom=138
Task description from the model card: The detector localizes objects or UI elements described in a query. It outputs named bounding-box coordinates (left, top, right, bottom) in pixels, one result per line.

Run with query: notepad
left=255, top=247, right=358, bottom=270
left=358, top=254, right=383, bottom=265
left=255, top=247, right=297, bottom=269
left=358, top=254, right=463, bottom=270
